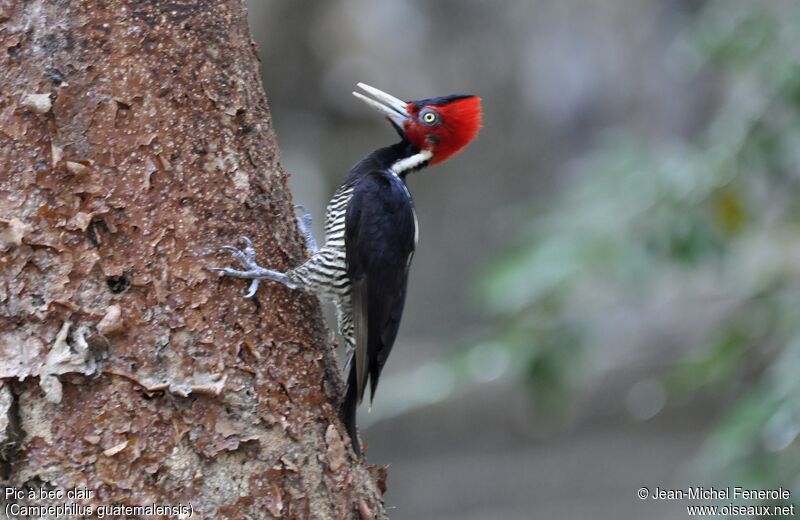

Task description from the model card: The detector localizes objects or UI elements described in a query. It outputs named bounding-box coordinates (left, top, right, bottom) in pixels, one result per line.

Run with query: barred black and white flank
left=211, top=83, right=482, bottom=455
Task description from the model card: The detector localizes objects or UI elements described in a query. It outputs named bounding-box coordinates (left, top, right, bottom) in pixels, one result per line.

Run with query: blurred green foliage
left=479, top=0, right=800, bottom=503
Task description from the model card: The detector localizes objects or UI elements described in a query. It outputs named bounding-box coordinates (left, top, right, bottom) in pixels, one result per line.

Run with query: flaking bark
left=0, top=1, right=387, bottom=518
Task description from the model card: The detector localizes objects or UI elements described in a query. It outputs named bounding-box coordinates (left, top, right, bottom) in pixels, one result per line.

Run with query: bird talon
left=293, top=205, right=311, bottom=221
left=212, top=267, right=238, bottom=277
left=245, top=279, right=260, bottom=298
left=235, top=237, right=257, bottom=262
left=219, top=241, right=258, bottom=268
left=293, top=206, right=317, bottom=254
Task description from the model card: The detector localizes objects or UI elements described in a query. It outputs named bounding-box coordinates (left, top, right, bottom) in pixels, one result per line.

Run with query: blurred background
left=247, top=1, right=800, bottom=518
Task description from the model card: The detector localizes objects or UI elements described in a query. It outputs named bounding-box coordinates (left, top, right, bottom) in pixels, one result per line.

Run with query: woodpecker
left=211, top=83, right=482, bottom=455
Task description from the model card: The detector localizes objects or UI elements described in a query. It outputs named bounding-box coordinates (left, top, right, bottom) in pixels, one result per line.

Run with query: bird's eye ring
left=420, top=109, right=439, bottom=125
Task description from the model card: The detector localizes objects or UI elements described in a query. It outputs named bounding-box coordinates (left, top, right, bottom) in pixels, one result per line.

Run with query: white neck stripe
left=391, top=150, right=433, bottom=176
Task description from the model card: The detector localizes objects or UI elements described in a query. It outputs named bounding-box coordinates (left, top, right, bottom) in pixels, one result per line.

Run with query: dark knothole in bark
left=106, top=274, right=130, bottom=294
left=86, top=219, right=109, bottom=248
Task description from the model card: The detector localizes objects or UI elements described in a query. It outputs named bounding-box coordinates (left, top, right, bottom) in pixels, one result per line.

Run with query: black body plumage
left=288, top=141, right=425, bottom=454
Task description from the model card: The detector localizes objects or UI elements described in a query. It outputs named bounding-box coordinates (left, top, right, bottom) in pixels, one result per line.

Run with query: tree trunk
left=0, top=1, right=387, bottom=518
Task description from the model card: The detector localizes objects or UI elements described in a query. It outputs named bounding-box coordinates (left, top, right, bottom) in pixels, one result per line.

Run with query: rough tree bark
left=0, top=1, right=387, bottom=518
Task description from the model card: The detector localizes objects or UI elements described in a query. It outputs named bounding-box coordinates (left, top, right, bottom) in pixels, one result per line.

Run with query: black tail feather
left=341, top=361, right=361, bottom=456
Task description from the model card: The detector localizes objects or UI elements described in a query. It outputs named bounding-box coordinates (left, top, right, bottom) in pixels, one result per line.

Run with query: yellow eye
left=421, top=110, right=439, bottom=125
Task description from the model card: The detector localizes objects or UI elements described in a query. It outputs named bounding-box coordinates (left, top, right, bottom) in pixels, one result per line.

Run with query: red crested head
left=403, top=95, right=482, bottom=164
left=353, top=83, right=482, bottom=167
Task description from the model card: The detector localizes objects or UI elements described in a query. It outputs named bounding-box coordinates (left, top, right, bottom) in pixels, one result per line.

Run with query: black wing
left=345, top=169, right=416, bottom=404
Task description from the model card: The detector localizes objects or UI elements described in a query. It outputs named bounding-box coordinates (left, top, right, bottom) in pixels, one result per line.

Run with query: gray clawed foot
left=294, top=205, right=318, bottom=255
left=209, top=236, right=298, bottom=297
left=221, top=236, right=258, bottom=269
left=294, top=205, right=313, bottom=229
